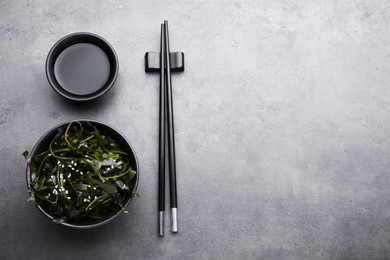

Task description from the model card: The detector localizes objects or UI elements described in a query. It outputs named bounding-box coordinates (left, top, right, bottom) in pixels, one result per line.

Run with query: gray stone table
left=1, top=0, right=390, bottom=259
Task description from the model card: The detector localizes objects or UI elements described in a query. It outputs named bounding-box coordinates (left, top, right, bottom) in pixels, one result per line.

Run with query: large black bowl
left=26, top=120, right=139, bottom=228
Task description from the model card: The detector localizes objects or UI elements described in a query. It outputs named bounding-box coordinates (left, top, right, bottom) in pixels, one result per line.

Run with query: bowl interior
left=46, top=33, right=118, bottom=101
left=26, top=120, right=138, bottom=228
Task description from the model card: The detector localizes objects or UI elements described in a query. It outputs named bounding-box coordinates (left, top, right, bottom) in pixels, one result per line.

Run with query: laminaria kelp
left=23, top=121, right=137, bottom=223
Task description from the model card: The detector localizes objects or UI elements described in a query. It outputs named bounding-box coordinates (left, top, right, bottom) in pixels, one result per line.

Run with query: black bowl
left=46, top=33, right=119, bottom=101
left=26, top=120, right=139, bottom=228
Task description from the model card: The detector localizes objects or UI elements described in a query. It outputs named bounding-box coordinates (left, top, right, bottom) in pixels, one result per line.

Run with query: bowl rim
left=26, top=119, right=139, bottom=229
left=45, top=32, right=119, bottom=101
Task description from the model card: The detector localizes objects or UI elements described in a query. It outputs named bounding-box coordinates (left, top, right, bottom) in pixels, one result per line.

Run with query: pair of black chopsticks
left=158, top=20, right=178, bottom=236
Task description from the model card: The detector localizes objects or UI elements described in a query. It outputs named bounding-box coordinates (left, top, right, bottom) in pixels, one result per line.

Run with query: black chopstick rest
left=145, top=52, right=184, bottom=72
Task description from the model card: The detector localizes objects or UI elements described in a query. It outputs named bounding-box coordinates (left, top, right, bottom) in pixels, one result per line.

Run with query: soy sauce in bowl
left=54, top=43, right=110, bottom=95
left=46, top=32, right=118, bottom=101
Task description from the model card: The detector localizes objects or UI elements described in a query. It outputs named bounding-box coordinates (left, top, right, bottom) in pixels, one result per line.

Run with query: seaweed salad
left=23, top=121, right=137, bottom=223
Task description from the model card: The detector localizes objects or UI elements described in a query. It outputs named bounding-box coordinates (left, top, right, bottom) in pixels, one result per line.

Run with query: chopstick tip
left=159, top=211, right=165, bottom=236
left=172, top=208, right=178, bottom=233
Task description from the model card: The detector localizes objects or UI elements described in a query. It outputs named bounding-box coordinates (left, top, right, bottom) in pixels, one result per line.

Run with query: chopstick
left=157, top=20, right=178, bottom=236
left=158, top=23, right=166, bottom=237
left=164, top=20, right=178, bottom=233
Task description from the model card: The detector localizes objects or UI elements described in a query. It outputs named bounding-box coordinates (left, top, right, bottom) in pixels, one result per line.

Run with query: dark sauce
left=54, top=43, right=110, bottom=95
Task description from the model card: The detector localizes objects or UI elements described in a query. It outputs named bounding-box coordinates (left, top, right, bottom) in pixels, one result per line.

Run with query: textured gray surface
left=1, top=0, right=390, bottom=259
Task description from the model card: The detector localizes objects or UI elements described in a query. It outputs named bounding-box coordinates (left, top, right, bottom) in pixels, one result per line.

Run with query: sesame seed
left=62, top=165, right=64, bottom=168
left=71, top=168, right=75, bottom=170
left=65, top=190, right=68, bottom=194
left=67, top=197, right=71, bottom=200
left=94, top=196, right=97, bottom=200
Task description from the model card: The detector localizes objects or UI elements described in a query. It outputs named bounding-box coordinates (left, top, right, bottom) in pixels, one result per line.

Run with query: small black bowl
left=46, top=33, right=119, bottom=101
left=26, top=120, right=139, bottom=228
